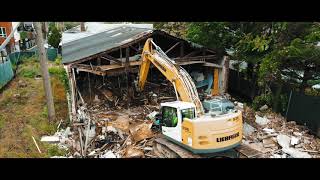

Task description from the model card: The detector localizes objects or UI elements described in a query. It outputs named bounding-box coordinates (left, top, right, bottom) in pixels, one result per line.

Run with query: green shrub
left=54, top=56, right=62, bottom=65
left=48, top=66, right=69, bottom=92
left=48, top=26, right=62, bottom=48
left=252, top=93, right=272, bottom=110
left=20, top=31, right=27, bottom=40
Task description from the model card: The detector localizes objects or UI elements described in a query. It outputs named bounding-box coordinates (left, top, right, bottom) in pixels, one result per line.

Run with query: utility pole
left=221, top=55, right=230, bottom=94
left=80, top=22, right=85, bottom=32
left=34, top=22, right=56, bottom=122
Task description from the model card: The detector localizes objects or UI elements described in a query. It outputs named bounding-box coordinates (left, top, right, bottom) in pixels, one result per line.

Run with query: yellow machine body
left=181, top=111, right=242, bottom=153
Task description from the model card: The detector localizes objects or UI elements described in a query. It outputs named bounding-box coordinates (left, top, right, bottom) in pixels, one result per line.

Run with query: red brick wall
left=0, top=22, right=15, bottom=47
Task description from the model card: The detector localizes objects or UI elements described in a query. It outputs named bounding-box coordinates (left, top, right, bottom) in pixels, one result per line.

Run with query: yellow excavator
left=138, top=38, right=243, bottom=157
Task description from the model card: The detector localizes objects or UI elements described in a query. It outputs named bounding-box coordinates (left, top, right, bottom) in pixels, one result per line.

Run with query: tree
left=229, top=22, right=320, bottom=109
left=48, top=25, right=62, bottom=48
left=154, top=22, right=188, bottom=39
left=186, top=22, right=240, bottom=58
left=186, top=22, right=320, bottom=111
left=235, top=23, right=320, bottom=88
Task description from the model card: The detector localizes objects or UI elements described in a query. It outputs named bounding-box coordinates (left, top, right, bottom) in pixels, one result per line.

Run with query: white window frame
left=0, top=27, right=6, bottom=38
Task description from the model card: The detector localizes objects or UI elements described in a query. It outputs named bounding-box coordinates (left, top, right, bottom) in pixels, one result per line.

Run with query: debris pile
left=41, top=101, right=163, bottom=158
left=40, top=79, right=177, bottom=158
left=240, top=104, right=320, bottom=158
left=39, top=85, right=320, bottom=158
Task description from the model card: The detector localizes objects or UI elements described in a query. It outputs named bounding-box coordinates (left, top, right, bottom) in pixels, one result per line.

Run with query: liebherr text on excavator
left=137, top=38, right=243, bottom=155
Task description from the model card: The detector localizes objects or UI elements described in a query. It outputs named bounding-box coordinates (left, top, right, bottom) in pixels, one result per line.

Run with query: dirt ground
left=0, top=61, right=69, bottom=157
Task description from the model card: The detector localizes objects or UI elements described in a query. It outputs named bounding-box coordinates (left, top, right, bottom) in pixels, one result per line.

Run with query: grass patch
left=49, top=65, right=70, bottom=92
left=0, top=114, right=5, bottom=130
left=45, top=144, right=68, bottom=157
left=0, top=90, right=14, bottom=108
left=20, top=68, right=39, bottom=78
left=0, top=55, right=69, bottom=158
left=18, top=56, right=41, bottom=78
left=28, top=116, right=56, bottom=135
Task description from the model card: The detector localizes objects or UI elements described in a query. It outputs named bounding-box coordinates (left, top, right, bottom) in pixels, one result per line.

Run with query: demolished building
left=56, top=23, right=320, bottom=158
left=59, top=23, right=233, bottom=157
left=62, top=23, right=228, bottom=122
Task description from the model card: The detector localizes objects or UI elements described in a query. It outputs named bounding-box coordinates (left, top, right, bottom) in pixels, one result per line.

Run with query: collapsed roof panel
left=62, top=23, right=220, bottom=66
left=62, top=25, right=152, bottom=64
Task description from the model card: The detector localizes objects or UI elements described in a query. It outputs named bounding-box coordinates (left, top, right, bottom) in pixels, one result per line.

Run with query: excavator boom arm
left=138, top=38, right=204, bottom=115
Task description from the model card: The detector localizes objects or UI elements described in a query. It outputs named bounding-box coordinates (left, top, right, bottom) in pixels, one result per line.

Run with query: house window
left=0, top=27, right=6, bottom=38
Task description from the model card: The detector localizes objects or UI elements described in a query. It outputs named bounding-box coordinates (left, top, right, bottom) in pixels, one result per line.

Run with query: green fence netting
left=286, top=91, right=320, bottom=137
left=28, top=46, right=58, bottom=61
left=0, top=59, right=14, bottom=89
left=8, top=51, right=36, bottom=65
left=1, top=46, right=58, bottom=90
left=47, top=48, right=58, bottom=61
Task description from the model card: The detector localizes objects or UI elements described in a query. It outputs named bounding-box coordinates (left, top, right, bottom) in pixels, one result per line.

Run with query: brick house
left=0, top=22, right=15, bottom=54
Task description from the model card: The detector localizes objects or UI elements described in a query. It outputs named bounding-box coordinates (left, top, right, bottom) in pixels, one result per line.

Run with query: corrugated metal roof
left=62, top=25, right=152, bottom=64
left=61, top=22, right=153, bottom=45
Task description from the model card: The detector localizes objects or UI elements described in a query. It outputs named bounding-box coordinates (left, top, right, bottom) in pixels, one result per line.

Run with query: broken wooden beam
left=76, top=68, right=106, bottom=76
left=165, top=41, right=181, bottom=54
left=71, top=63, right=102, bottom=71
left=180, top=41, right=184, bottom=57
left=173, top=55, right=216, bottom=62
left=101, top=55, right=122, bottom=64
left=32, top=136, right=42, bottom=154
left=129, top=45, right=141, bottom=53
left=125, top=47, right=130, bottom=109
left=183, top=50, right=201, bottom=58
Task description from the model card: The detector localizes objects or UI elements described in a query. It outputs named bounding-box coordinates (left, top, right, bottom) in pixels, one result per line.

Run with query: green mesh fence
left=0, top=59, right=14, bottom=89
left=286, top=91, right=320, bottom=137
left=27, top=46, right=57, bottom=61
left=8, top=51, right=36, bottom=65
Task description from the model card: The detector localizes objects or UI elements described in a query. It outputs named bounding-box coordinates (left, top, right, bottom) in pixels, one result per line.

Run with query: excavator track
left=153, top=137, right=242, bottom=158
left=153, top=137, right=201, bottom=158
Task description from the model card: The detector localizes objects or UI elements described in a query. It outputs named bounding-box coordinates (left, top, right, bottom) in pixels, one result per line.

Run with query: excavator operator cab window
left=181, top=108, right=195, bottom=122
left=162, top=106, right=178, bottom=127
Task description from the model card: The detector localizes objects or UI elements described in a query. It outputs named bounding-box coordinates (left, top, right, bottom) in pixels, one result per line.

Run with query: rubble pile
left=240, top=104, right=320, bottom=158
left=40, top=85, right=320, bottom=158
left=41, top=104, right=162, bottom=158
left=41, top=82, right=170, bottom=158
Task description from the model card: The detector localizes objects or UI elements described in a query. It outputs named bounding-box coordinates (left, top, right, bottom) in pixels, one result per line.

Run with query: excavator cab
left=156, top=101, right=197, bottom=144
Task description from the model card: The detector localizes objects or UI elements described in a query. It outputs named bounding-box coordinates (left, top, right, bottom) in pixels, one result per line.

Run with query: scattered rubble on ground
left=255, top=115, right=270, bottom=126
left=259, top=104, right=269, bottom=111
left=243, top=122, right=255, bottom=136
left=40, top=89, right=163, bottom=158
left=39, top=87, right=320, bottom=158
left=238, top=103, right=320, bottom=158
